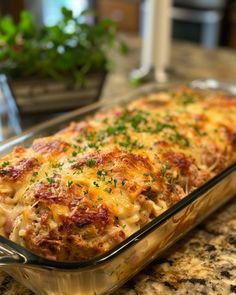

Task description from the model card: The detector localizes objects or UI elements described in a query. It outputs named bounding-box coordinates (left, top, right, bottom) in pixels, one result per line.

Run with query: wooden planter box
left=10, top=72, right=107, bottom=114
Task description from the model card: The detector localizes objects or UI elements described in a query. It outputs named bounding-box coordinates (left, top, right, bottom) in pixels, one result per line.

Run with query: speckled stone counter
left=1, top=35, right=236, bottom=294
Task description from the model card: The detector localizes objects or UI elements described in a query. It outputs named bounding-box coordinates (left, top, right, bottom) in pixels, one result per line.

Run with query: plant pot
left=10, top=71, right=107, bottom=115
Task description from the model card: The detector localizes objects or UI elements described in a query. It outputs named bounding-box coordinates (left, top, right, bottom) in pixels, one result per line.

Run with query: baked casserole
left=0, top=87, right=235, bottom=261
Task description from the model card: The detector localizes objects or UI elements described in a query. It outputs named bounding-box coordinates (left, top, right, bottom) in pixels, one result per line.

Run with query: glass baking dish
left=0, top=79, right=235, bottom=295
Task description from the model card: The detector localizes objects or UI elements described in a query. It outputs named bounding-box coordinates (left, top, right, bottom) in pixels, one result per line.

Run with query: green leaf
left=0, top=6, right=122, bottom=82
left=0, top=16, right=17, bottom=41
left=19, top=11, right=36, bottom=36
left=61, top=7, right=73, bottom=20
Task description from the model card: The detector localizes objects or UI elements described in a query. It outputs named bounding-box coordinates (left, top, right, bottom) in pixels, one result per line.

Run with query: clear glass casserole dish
left=0, top=79, right=235, bottom=295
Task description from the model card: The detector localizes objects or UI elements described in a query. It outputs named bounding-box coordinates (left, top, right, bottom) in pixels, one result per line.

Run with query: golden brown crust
left=0, top=87, right=236, bottom=261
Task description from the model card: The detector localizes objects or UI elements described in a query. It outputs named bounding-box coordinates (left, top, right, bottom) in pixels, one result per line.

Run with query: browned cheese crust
left=0, top=87, right=235, bottom=261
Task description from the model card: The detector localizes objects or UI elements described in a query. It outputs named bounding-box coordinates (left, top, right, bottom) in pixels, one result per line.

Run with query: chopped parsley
left=97, top=169, right=107, bottom=178
left=87, top=142, right=100, bottom=150
left=181, top=94, right=196, bottom=105
left=181, top=137, right=190, bottom=147
left=161, top=162, right=170, bottom=176
left=143, top=172, right=151, bottom=177
left=72, top=151, right=78, bottom=157
left=30, top=172, right=38, bottom=183
left=106, top=124, right=127, bottom=136
left=165, top=131, right=190, bottom=148
left=121, top=179, right=127, bottom=186
left=67, top=180, right=73, bottom=187
left=2, top=161, right=9, bottom=168
left=47, top=177, right=56, bottom=184
left=119, top=109, right=130, bottom=122
left=130, top=113, right=147, bottom=130
left=193, top=126, right=207, bottom=136
left=104, top=187, right=112, bottom=194
left=93, top=181, right=99, bottom=187
left=155, top=122, right=176, bottom=133
left=119, top=135, right=144, bottom=150
left=84, top=131, right=95, bottom=141
left=106, top=177, right=113, bottom=184
left=86, top=159, right=97, bottom=167
left=143, top=172, right=157, bottom=182
left=52, top=162, right=64, bottom=169
left=106, top=126, right=116, bottom=135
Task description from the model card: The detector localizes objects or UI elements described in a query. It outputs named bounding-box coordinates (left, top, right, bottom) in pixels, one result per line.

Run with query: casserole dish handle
left=0, top=236, right=26, bottom=265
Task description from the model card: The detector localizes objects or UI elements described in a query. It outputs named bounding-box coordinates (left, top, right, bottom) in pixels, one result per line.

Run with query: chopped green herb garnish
left=165, top=131, right=190, bottom=148
left=73, top=167, right=83, bottom=174
left=107, top=126, right=116, bottom=135
left=193, top=126, right=207, bottom=136
left=161, top=162, right=170, bottom=176
left=2, top=161, right=9, bottom=167
left=93, top=181, right=99, bottom=187
left=130, top=113, right=147, bottom=130
left=72, top=145, right=84, bottom=153
left=119, top=135, right=144, bottom=150
left=32, top=171, right=38, bottom=177
left=119, top=110, right=130, bottom=122
left=88, top=142, right=100, bottom=150
left=67, top=180, right=73, bottom=187
left=86, top=159, right=97, bottom=167
left=182, top=137, right=190, bottom=147
left=47, top=177, right=55, bottom=184
left=155, top=122, right=176, bottom=133
left=97, top=196, right=103, bottom=201
left=143, top=172, right=156, bottom=182
left=181, top=94, right=196, bottom=105
left=106, top=177, right=113, bottom=184
left=97, top=169, right=107, bottom=178
left=85, top=132, right=95, bottom=141
left=106, top=124, right=127, bottom=136
left=52, top=162, right=64, bottom=169
left=143, top=172, right=151, bottom=177
left=121, top=179, right=127, bottom=186
left=119, top=140, right=130, bottom=148
left=104, top=187, right=112, bottom=194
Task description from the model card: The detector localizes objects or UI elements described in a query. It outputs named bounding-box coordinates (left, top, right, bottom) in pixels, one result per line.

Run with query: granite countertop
left=1, top=35, right=236, bottom=294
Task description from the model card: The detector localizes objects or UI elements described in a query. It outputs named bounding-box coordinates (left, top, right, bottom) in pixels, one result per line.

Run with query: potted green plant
left=0, top=7, right=126, bottom=114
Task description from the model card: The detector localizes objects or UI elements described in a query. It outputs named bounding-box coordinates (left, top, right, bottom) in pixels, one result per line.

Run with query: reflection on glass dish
left=0, top=75, right=22, bottom=141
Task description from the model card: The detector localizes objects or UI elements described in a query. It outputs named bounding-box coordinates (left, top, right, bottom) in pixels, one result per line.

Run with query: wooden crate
left=10, top=72, right=106, bottom=114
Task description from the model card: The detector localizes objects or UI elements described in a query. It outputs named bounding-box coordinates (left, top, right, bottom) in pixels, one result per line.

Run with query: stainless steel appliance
left=172, top=0, right=227, bottom=48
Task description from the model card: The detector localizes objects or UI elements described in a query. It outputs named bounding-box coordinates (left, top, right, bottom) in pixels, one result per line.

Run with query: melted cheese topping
left=0, top=87, right=236, bottom=261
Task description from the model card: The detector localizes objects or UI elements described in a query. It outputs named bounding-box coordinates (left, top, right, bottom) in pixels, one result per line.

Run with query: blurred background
left=1, top=0, right=236, bottom=141
left=1, top=0, right=236, bottom=48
